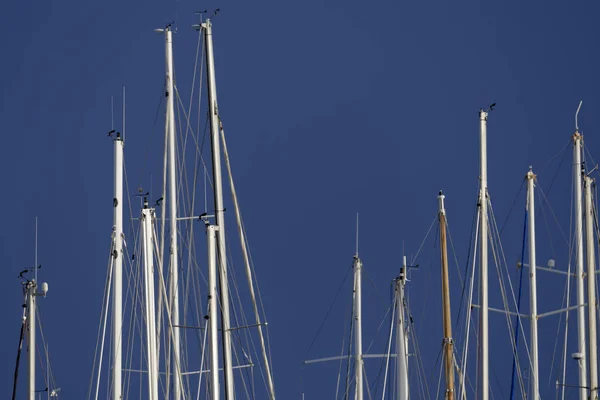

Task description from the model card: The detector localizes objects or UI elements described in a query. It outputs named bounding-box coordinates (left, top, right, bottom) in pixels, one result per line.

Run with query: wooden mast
left=438, top=191, right=455, bottom=400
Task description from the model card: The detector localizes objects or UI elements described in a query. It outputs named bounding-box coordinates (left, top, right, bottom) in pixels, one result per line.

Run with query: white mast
left=395, top=256, right=409, bottom=400
left=585, top=176, right=598, bottom=399
left=27, top=281, right=36, bottom=400
left=479, top=108, right=489, bottom=400
left=207, top=224, right=221, bottom=400
left=164, top=26, right=182, bottom=400
left=142, top=199, right=159, bottom=400
left=526, top=168, right=539, bottom=400
left=353, top=252, right=363, bottom=400
left=203, top=18, right=235, bottom=399
left=112, top=129, right=124, bottom=400
left=26, top=273, right=48, bottom=400
left=438, top=192, right=455, bottom=400
left=573, top=127, right=588, bottom=400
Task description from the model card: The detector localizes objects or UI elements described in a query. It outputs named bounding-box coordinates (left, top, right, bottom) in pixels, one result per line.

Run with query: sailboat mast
left=478, top=109, right=489, bottom=400
left=573, top=130, right=588, bottom=400
left=207, top=224, right=221, bottom=400
left=585, top=176, right=598, bottom=399
left=112, top=129, right=123, bottom=400
left=438, top=191, right=455, bottom=400
left=353, top=253, right=364, bottom=400
left=395, top=257, right=409, bottom=400
left=142, top=200, right=159, bottom=400
left=27, top=281, right=36, bottom=400
left=526, top=169, right=539, bottom=399
left=164, top=26, right=182, bottom=400
left=203, top=19, right=235, bottom=399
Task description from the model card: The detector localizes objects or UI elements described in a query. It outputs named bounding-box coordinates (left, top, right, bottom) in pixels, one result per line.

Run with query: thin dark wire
left=303, top=263, right=354, bottom=359
left=540, top=139, right=572, bottom=177
left=411, top=215, right=438, bottom=265
left=455, top=202, right=479, bottom=329
left=544, top=141, right=571, bottom=198
left=498, top=179, right=525, bottom=236
left=342, top=298, right=355, bottom=400
left=364, top=267, right=391, bottom=307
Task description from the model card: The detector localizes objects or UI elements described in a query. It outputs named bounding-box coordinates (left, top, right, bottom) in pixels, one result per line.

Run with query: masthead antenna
left=122, top=86, right=126, bottom=143
left=34, top=217, right=38, bottom=283
left=111, top=96, right=114, bottom=131
left=576, top=100, right=583, bottom=132
left=355, top=213, right=359, bottom=257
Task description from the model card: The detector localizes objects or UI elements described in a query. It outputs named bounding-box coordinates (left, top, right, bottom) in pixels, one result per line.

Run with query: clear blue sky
left=2, top=0, right=600, bottom=398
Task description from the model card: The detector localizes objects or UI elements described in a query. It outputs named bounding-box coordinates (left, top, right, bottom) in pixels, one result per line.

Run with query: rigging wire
left=90, top=249, right=115, bottom=400
left=406, top=294, right=431, bottom=399
left=11, top=291, right=28, bottom=400
left=559, top=151, right=576, bottom=400
left=410, top=215, right=438, bottom=266
left=509, top=210, right=528, bottom=399
left=488, top=198, right=528, bottom=398
left=455, top=202, right=479, bottom=329
left=377, top=296, right=396, bottom=399
left=459, top=204, right=479, bottom=400
left=304, top=262, right=354, bottom=359
left=445, top=216, right=465, bottom=286
left=497, top=179, right=525, bottom=237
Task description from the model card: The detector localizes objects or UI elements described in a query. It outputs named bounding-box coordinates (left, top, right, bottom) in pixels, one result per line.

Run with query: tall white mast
left=585, top=176, right=598, bottom=399
left=112, top=129, right=124, bottom=400
left=526, top=169, right=539, bottom=400
left=573, top=127, right=588, bottom=400
left=142, top=199, right=159, bottom=400
left=395, top=256, right=409, bottom=400
left=438, top=192, right=455, bottom=400
left=207, top=224, right=221, bottom=400
left=353, top=252, right=364, bottom=400
left=164, top=26, right=182, bottom=400
left=479, top=108, right=489, bottom=400
left=26, top=272, right=48, bottom=400
left=203, top=18, right=235, bottom=399
left=27, top=281, right=36, bottom=400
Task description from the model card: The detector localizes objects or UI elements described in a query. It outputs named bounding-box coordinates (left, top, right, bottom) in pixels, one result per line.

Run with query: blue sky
left=2, top=0, right=600, bottom=398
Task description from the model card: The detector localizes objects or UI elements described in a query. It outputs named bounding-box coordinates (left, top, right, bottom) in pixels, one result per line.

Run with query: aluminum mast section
left=202, top=19, right=235, bottom=399
left=479, top=109, right=489, bottom=400
left=526, top=169, right=540, bottom=400
left=27, top=281, right=36, bottom=400
left=585, top=176, right=598, bottom=399
left=395, top=257, right=409, bottom=400
left=142, top=199, right=159, bottom=400
left=438, top=191, right=455, bottom=400
left=353, top=253, right=364, bottom=400
left=164, top=26, right=182, bottom=400
left=26, top=275, right=48, bottom=400
left=207, top=224, right=220, bottom=400
left=112, top=131, right=123, bottom=400
left=573, top=129, right=588, bottom=400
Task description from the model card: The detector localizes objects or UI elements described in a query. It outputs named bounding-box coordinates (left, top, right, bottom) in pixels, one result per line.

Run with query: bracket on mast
left=18, top=265, right=42, bottom=281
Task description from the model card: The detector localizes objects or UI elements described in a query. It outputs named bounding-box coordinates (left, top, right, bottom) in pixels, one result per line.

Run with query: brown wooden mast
left=438, top=191, right=455, bottom=400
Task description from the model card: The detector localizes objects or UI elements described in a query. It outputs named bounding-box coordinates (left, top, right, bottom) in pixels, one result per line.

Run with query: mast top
left=479, top=103, right=495, bottom=120
left=526, top=166, right=536, bottom=180
left=438, top=190, right=446, bottom=216
left=154, top=22, right=174, bottom=33
left=573, top=100, right=584, bottom=143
